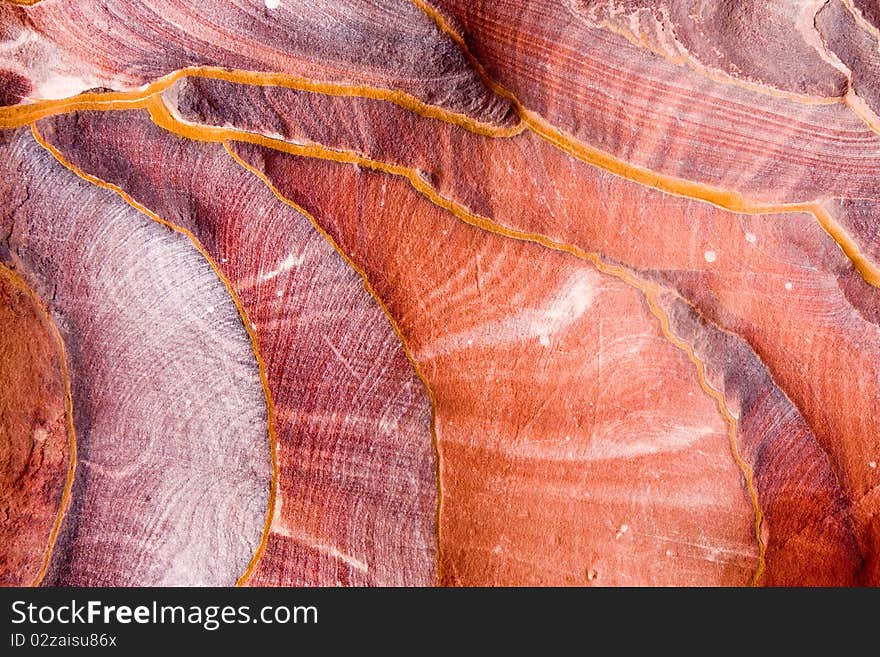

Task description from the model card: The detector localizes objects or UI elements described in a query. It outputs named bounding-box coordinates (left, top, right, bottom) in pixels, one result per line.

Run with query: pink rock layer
left=422, top=0, right=880, bottom=205
left=817, top=0, right=880, bottom=119
left=0, top=127, right=271, bottom=585
left=576, top=0, right=847, bottom=98
left=653, top=293, right=860, bottom=585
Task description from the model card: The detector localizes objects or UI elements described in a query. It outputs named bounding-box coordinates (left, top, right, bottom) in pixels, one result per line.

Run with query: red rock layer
left=37, top=110, right=437, bottom=586
left=0, top=127, right=271, bottom=585
left=0, top=0, right=514, bottom=129
left=228, top=141, right=761, bottom=586
left=161, top=79, right=880, bottom=584
left=0, top=265, right=71, bottom=586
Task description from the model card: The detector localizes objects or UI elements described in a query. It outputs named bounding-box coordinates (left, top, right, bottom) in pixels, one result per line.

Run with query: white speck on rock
left=745, top=232, right=757, bottom=244
left=784, top=282, right=793, bottom=290
left=258, top=251, right=304, bottom=282
left=615, top=524, right=629, bottom=540
left=704, top=250, right=717, bottom=263
left=870, top=461, right=877, bottom=469
left=265, top=0, right=280, bottom=8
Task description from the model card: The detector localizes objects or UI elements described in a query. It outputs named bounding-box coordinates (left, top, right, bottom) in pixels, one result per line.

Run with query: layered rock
left=155, top=78, right=880, bottom=584
left=1, top=0, right=878, bottom=587
left=229, top=140, right=763, bottom=586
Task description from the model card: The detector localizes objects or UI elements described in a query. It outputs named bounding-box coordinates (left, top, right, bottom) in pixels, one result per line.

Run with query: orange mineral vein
left=1, top=0, right=880, bottom=582
left=227, top=136, right=764, bottom=586
left=37, top=101, right=761, bottom=583
left=0, top=18, right=876, bottom=286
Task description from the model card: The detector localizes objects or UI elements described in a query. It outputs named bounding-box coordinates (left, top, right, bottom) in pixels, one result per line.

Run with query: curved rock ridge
left=0, top=264, right=72, bottom=586
left=230, top=140, right=761, bottom=586
left=651, top=291, right=860, bottom=585
left=0, top=127, right=272, bottom=586
left=575, top=0, right=848, bottom=100
left=36, top=109, right=438, bottom=587
left=0, top=0, right=515, bottom=128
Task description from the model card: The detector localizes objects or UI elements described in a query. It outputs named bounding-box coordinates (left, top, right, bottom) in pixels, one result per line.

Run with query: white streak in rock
left=258, top=251, right=304, bottom=282
left=420, top=269, right=600, bottom=358
left=274, top=526, right=368, bottom=573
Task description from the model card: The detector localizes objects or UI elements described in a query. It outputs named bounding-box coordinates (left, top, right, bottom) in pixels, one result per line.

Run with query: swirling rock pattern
left=1, top=0, right=879, bottom=586
left=0, top=0, right=514, bottom=127
left=37, top=109, right=437, bottom=586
